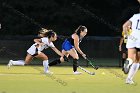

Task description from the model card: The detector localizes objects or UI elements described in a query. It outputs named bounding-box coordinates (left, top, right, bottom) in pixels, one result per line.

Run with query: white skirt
left=126, top=31, right=140, bottom=49
left=27, top=45, right=38, bottom=56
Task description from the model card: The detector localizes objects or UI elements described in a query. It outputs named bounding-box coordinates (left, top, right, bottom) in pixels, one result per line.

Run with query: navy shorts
left=62, top=39, right=74, bottom=51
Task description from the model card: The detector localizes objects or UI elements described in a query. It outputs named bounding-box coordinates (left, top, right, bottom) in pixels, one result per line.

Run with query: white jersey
left=126, top=13, right=140, bottom=49
left=129, top=13, right=140, bottom=33
left=27, top=37, right=55, bottom=56
left=37, top=37, right=55, bottom=51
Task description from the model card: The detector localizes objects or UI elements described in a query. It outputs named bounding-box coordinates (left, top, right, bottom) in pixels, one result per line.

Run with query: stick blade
left=90, top=72, right=95, bottom=75
left=95, top=66, right=99, bottom=70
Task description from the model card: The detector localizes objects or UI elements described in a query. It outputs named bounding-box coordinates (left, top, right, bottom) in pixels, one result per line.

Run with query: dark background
left=0, top=0, right=140, bottom=36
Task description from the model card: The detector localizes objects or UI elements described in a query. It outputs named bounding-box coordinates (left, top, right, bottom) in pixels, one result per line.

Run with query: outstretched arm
left=51, top=47, right=64, bottom=57
left=73, top=34, right=86, bottom=59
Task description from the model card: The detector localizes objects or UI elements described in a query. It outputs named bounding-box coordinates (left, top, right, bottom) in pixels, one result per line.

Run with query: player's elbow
left=34, top=39, right=37, bottom=42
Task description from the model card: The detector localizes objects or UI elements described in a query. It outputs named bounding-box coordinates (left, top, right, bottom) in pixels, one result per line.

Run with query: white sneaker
left=7, top=60, right=13, bottom=69
left=44, top=65, right=53, bottom=74
left=45, top=70, right=53, bottom=74
left=73, top=71, right=82, bottom=75
left=126, top=78, right=134, bottom=84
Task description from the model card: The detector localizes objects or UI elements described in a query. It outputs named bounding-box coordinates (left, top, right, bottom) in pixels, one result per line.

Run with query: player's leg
left=130, top=50, right=140, bottom=79
left=7, top=53, right=33, bottom=68
left=123, top=48, right=135, bottom=74
left=49, top=50, right=69, bottom=66
left=126, top=49, right=140, bottom=84
left=121, top=43, right=127, bottom=70
left=7, top=44, right=37, bottom=68
left=67, top=48, right=82, bottom=74
left=35, top=52, right=51, bottom=74
left=122, top=52, right=127, bottom=71
left=124, top=32, right=139, bottom=74
left=48, top=39, right=70, bottom=66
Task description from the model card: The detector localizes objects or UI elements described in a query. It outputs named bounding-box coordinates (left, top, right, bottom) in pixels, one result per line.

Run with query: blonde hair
left=38, top=28, right=49, bottom=37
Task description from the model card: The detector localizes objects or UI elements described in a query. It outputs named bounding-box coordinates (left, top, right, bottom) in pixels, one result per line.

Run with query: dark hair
left=44, top=30, right=56, bottom=38
left=75, top=25, right=87, bottom=36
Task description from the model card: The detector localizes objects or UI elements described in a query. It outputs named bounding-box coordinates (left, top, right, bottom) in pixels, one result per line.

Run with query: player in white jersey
left=122, top=12, right=140, bottom=84
left=7, top=30, right=66, bottom=74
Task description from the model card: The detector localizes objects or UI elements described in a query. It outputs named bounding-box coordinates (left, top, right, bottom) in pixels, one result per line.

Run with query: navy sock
left=49, top=59, right=61, bottom=66
left=73, top=59, right=78, bottom=72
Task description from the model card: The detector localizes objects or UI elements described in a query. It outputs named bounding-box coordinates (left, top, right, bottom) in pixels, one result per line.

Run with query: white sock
left=127, top=63, right=139, bottom=80
left=43, top=60, right=49, bottom=72
left=11, top=60, right=25, bottom=66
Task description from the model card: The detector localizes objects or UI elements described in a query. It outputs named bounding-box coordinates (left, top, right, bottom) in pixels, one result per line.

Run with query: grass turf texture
left=0, top=65, right=140, bottom=93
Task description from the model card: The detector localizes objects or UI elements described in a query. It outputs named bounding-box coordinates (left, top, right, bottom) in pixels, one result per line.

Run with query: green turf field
left=0, top=65, right=140, bottom=93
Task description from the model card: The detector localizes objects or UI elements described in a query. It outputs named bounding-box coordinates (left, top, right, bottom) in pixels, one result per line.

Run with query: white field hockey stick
left=78, top=66, right=95, bottom=75
left=65, top=57, right=95, bottom=75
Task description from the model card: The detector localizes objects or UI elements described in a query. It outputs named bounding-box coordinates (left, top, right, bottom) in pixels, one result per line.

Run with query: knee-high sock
left=49, top=59, right=61, bottom=66
left=127, top=63, right=140, bottom=80
left=11, top=60, right=25, bottom=66
left=43, top=60, right=49, bottom=72
left=73, top=59, right=78, bottom=72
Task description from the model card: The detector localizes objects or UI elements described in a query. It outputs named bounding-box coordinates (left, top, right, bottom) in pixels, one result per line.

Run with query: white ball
left=101, top=72, right=105, bottom=75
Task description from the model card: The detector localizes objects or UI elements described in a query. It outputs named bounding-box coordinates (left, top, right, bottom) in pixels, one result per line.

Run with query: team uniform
left=27, top=37, right=55, bottom=56
left=62, top=34, right=82, bottom=51
left=126, top=14, right=140, bottom=50
left=124, top=13, right=140, bottom=84
left=61, top=34, right=83, bottom=75
left=7, top=37, right=55, bottom=73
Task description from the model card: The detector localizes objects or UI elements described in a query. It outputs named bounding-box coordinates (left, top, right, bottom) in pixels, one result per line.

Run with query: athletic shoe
left=7, top=60, right=13, bottom=69
left=45, top=70, right=53, bottom=74
left=73, top=71, right=82, bottom=75
left=126, top=78, right=134, bottom=84
left=123, top=60, right=132, bottom=74
left=44, top=65, right=53, bottom=74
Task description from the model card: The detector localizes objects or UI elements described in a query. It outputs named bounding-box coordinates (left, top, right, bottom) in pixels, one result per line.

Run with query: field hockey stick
left=81, top=54, right=99, bottom=70
left=86, top=58, right=99, bottom=70
left=64, top=56, right=95, bottom=75
left=78, top=65, right=95, bottom=75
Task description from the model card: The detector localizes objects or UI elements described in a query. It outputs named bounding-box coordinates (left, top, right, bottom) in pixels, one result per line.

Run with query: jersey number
left=136, top=19, right=140, bottom=30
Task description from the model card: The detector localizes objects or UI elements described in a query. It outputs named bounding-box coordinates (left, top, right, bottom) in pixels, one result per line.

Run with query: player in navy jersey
left=48, top=25, right=88, bottom=75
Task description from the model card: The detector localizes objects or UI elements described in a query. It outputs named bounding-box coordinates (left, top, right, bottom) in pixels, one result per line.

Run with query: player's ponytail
left=38, top=28, right=49, bottom=37
left=75, top=25, right=87, bottom=36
